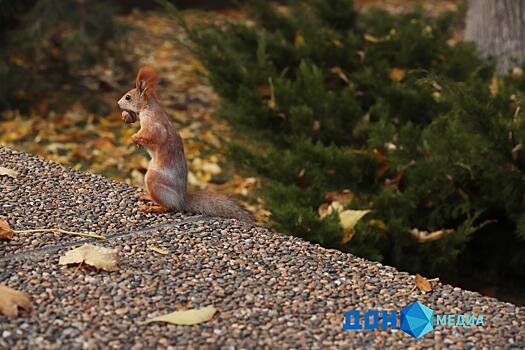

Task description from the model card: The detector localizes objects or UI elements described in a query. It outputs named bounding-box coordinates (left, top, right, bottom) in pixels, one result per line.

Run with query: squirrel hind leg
left=145, top=169, right=187, bottom=211
left=135, top=191, right=154, bottom=201
left=138, top=204, right=170, bottom=213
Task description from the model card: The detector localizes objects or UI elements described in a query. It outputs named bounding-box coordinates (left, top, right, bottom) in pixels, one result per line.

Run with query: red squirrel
left=117, top=67, right=252, bottom=222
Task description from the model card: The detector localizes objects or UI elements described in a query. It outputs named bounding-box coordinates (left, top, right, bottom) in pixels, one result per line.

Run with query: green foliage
left=184, top=1, right=525, bottom=291
left=0, top=0, right=133, bottom=114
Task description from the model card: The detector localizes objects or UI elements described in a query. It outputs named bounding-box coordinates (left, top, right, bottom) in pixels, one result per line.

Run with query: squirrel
left=117, top=66, right=252, bottom=222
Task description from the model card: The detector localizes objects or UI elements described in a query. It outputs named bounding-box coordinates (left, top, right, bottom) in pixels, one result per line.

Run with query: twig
left=70, top=261, right=84, bottom=279
left=406, top=285, right=417, bottom=295
left=13, top=229, right=106, bottom=240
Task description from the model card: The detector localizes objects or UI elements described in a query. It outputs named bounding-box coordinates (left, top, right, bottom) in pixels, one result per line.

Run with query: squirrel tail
left=186, top=191, right=253, bottom=223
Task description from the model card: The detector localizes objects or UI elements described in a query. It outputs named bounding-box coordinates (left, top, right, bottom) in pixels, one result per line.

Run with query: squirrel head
left=117, top=66, right=159, bottom=122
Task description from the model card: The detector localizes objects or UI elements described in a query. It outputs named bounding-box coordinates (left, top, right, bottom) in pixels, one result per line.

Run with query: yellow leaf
left=201, top=161, right=221, bottom=175
left=0, top=219, right=14, bottom=240
left=0, top=285, right=31, bottom=317
left=364, top=33, right=380, bottom=43
left=268, top=77, right=277, bottom=109
left=339, top=209, right=371, bottom=244
left=59, top=244, right=119, bottom=271
left=388, top=68, right=405, bottom=82
left=0, top=166, right=18, bottom=178
left=144, top=306, right=217, bottom=325
left=490, top=75, right=499, bottom=96
left=149, top=245, right=170, bottom=255
left=415, top=274, right=433, bottom=292
left=512, top=67, right=523, bottom=79
left=332, top=39, right=344, bottom=48
left=294, top=32, right=305, bottom=47
left=368, top=219, right=388, bottom=231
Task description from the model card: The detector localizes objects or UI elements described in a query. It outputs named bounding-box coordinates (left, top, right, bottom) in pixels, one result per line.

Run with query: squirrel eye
left=125, top=95, right=131, bottom=101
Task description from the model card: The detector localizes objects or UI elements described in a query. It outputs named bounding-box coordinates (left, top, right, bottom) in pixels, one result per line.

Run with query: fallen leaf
left=318, top=203, right=330, bottom=219
left=410, top=228, right=453, bottom=242
left=415, top=273, right=432, bottom=292
left=59, top=244, right=118, bottom=271
left=339, top=209, right=371, bottom=244
left=367, top=219, right=388, bottom=231
left=512, top=67, right=523, bottom=79
left=257, top=85, right=270, bottom=97
left=364, top=33, right=380, bottom=43
left=389, top=68, right=405, bottom=82
left=319, top=201, right=344, bottom=219
left=0, top=219, right=14, bottom=240
left=144, top=306, right=217, bottom=325
left=489, top=75, right=499, bottom=96
left=332, top=39, right=344, bottom=48
left=268, top=77, right=277, bottom=109
left=0, top=285, right=31, bottom=317
left=201, top=161, right=221, bottom=175
left=294, top=32, right=305, bottom=47
left=0, top=166, right=18, bottom=178
left=325, top=190, right=353, bottom=205
left=330, top=67, right=350, bottom=84
left=149, top=245, right=170, bottom=255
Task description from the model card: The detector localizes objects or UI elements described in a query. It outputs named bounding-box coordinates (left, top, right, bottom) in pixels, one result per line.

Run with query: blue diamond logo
left=400, top=301, right=434, bottom=339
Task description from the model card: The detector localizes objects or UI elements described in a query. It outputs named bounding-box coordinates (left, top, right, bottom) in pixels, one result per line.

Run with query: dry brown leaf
left=144, top=306, right=217, bottom=325
left=415, top=274, right=432, bottom=292
left=325, top=190, right=353, bottom=205
left=318, top=203, right=330, bottom=219
left=149, top=245, right=170, bottom=255
left=330, top=67, right=350, bottom=84
left=318, top=201, right=344, bottom=219
left=0, top=285, right=31, bottom=317
left=0, top=166, right=18, bottom=178
left=59, top=244, right=118, bottom=271
left=410, top=228, right=453, bottom=242
left=389, top=68, right=405, bottom=82
left=257, top=85, right=270, bottom=98
left=0, top=219, right=14, bottom=240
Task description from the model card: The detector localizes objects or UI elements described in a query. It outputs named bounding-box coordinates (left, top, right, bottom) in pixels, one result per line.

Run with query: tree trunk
left=465, top=0, right=525, bottom=73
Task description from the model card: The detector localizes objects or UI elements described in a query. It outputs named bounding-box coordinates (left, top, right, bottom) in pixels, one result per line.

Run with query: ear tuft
left=135, top=66, right=159, bottom=97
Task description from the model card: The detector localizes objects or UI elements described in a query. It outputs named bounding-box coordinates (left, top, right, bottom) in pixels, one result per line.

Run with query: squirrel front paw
left=131, top=134, right=144, bottom=145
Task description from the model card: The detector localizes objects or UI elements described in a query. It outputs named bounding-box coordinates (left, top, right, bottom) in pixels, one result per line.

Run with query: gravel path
left=1, top=146, right=523, bottom=349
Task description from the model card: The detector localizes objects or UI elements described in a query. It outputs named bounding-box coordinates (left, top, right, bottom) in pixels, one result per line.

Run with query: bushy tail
left=186, top=191, right=253, bottom=222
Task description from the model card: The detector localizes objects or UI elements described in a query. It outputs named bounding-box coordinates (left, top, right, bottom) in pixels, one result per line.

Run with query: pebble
left=0, top=146, right=524, bottom=349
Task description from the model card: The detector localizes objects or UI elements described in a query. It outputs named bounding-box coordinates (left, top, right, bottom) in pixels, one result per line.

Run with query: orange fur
left=135, top=66, right=159, bottom=98
left=118, top=67, right=253, bottom=223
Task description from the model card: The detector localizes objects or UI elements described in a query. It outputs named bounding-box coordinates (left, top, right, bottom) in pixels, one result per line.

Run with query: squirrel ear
left=135, top=66, right=158, bottom=98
